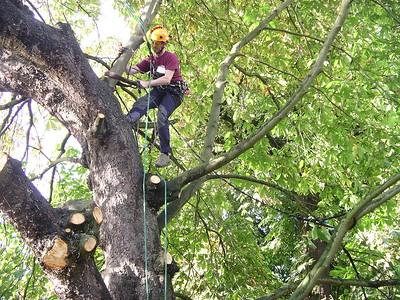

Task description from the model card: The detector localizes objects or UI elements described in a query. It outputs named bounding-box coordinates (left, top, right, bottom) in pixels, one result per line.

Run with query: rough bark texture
left=0, top=153, right=111, bottom=299
left=0, top=0, right=173, bottom=299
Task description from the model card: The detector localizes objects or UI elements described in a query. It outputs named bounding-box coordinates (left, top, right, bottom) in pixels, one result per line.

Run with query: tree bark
left=0, top=153, right=111, bottom=300
left=0, top=0, right=172, bottom=299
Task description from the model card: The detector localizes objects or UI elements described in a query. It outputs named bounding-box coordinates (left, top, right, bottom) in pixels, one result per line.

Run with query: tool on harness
left=156, top=81, right=190, bottom=95
left=105, top=71, right=143, bottom=94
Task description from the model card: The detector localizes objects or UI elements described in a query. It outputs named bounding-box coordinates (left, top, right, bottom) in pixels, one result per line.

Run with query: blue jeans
left=126, top=88, right=183, bottom=153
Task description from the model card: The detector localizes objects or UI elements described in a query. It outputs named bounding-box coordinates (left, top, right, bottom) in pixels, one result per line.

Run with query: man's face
left=152, top=41, right=165, bottom=54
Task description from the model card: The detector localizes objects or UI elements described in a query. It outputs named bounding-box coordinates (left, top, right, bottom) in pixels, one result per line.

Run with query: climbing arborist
left=124, top=25, right=188, bottom=168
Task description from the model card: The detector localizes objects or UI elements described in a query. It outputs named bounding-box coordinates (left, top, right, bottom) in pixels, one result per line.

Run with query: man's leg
left=126, top=90, right=160, bottom=124
left=155, top=92, right=182, bottom=167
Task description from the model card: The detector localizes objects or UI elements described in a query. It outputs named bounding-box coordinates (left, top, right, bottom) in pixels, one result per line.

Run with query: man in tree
left=124, top=25, right=186, bottom=168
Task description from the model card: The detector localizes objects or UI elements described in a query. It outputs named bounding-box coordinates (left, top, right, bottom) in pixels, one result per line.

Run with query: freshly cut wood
left=160, top=250, right=173, bottom=265
left=93, top=113, right=106, bottom=135
left=0, top=152, right=8, bottom=171
left=150, top=174, right=161, bottom=184
left=42, top=238, right=69, bottom=269
left=70, top=212, right=85, bottom=225
left=80, top=235, right=97, bottom=252
left=92, top=206, right=103, bottom=224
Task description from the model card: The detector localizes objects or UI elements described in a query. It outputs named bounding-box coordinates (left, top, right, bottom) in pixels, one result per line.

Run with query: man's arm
left=139, top=69, right=174, bottom=88
left=126, top=65, right=143, bottom=75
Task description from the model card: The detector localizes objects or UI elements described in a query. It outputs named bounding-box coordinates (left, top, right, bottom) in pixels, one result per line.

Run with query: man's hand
left=139, top=80, right=150, bottom=88
left=119, top=45, right=134, bottom=54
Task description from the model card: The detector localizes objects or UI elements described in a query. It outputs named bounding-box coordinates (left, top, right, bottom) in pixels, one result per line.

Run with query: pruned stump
left=93, top=206, right=103, bottom=224
left=91, top=113, right=111, bottom=144
left=54, top=199, right=103, bottom=261
left=42, top=237, right=69, bottom=269
left=80, top=234, right=97, bottom=253
left=145, top=174, right=181, bottom=211
left=70, top=212, right=85, bottom=225
left=154, top=250, right=180, bottom=278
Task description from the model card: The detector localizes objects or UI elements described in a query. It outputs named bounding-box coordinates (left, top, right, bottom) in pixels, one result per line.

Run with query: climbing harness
left=155, top=80, right=190, bottom=96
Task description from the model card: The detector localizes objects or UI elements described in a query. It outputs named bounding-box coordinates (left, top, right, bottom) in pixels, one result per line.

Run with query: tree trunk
left=306, top=238, right=332, bottom=299
left=0, top=1, right=173, bottom=298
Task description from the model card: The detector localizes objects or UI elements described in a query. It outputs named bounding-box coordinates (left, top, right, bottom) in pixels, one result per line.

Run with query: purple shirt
left=135, top=51, right=182, bottom=83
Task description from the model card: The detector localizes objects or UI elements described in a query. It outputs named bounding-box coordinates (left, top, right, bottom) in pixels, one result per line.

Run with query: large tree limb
left=289, top=171, right=400, bottom=299
left=0, top=152, right=111, bottom=299
left=158, top=0, right=351, bottom=228
left=0, top=152, right=60, bottom=250
left=256, top=277, right=400, bottom=300
left=106, top=0, right=162, bottom=87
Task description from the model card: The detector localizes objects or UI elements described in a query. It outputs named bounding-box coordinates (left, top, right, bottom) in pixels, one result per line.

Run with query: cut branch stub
left=57, top=199, right=102, bottom=233
left=54, top=200, right=102, bottom=260
left=70, top=212, right=85, bottom=225
left=42, top=237, right=69, bottom=269
left=160, top=250, right=173, bottom=265
left=145, top=173, right=181, bottom=211
left=150, top=174, right=162, bottom=184
left=94, top=113, right=106, bottom=135
left=92, top=113, right=111, bottom=144
left=80, top=234, right=97, bottom=253
left=155, top=250, right=180, bottom=277
left=93, top=206, right=103, bottom=224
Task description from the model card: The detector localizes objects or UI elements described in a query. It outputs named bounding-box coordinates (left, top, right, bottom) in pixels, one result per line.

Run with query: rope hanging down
left=114, top=3, right=329, bottom=298
left=119, top=1, right=169, bottom=299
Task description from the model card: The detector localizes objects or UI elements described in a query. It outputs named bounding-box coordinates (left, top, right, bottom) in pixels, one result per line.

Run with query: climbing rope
left=158, top=174, right=168, bottom=300
left=115, top=3, right=331, bottom=299
left=118, top=1, right=169, bottom=299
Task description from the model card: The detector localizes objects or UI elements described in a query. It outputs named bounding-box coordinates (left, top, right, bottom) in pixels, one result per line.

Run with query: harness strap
left=158, top=81, right=190, bottom=95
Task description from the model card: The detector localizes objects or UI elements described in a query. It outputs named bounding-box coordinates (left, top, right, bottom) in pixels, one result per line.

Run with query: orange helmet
left=150, top=25, right=169, bottom=42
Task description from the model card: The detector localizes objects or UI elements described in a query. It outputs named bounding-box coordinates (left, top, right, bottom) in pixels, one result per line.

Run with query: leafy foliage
left=1, top=0, right=399, bottom=299
left=0, top=217, right=55, bottom=299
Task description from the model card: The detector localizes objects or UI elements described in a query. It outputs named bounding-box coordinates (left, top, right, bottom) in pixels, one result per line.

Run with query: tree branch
left=318, top=277, right=400, bottom=288
left=256, top=277, right=400, bottom=300
left=289, top=171, right=400, bottom=299
left=0, top=95, right=29, bottom=110
left=157, top=0, right=295, bottom=230
left=29, top=156, right=83, bottom=181
left=106, top=0, right=163, bottom=87
left=342, top=245, right=368, bottom=299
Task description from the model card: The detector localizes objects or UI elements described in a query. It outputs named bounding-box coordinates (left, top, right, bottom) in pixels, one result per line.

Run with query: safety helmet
left=150, top=25, right=169, bottom=42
